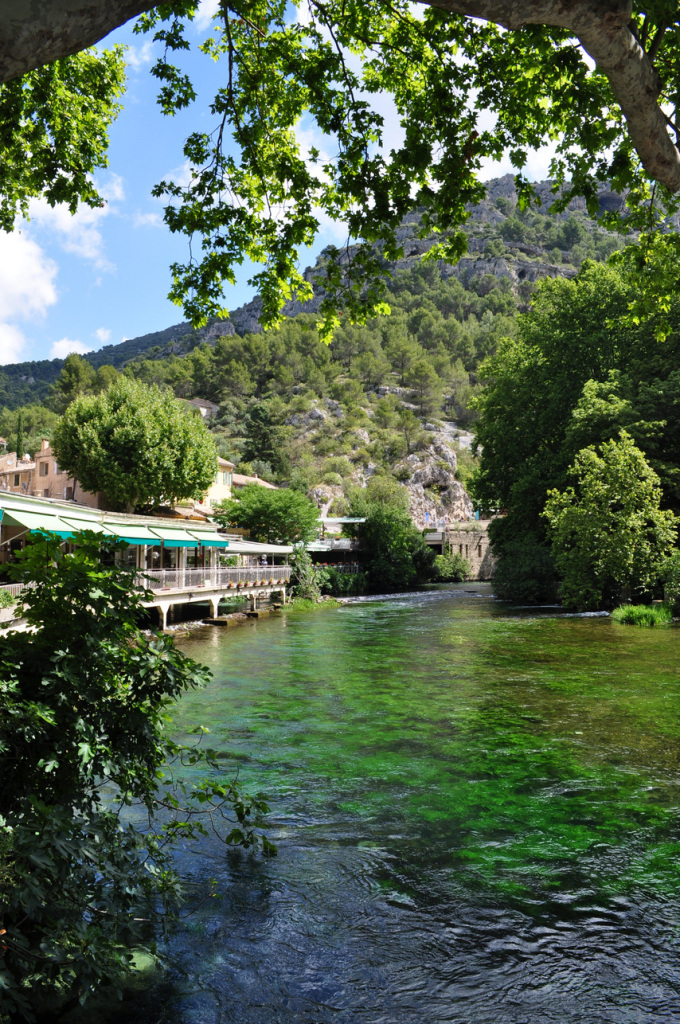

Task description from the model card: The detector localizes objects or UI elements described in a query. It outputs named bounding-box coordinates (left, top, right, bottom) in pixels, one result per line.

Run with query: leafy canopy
left=543, top=433, right=677, bottom=610
left=5, top=1, right=679, bottom=341
left=214, top=483, right=320, bottom=544
left=52, top=376, right=219, bottom=510
left=0, top=48, right=126, bottom=230
left=472, top=248, right=680, bottom=600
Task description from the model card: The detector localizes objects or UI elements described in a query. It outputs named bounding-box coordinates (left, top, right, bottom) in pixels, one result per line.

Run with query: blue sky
left=0, top=2, right=558, bottom=367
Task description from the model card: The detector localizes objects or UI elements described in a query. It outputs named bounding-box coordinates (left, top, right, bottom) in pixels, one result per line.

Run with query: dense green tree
left=241, top=402, right=291, bottom=476
left=45, top=353, right=97, bottom=414
left=0, top=533, right=270, bottom=1021
left=349, top=480, right=434, bottom=590
left=0, top=405, right=60, bottom=459
left=543, top=433, right=677, bottom=610
left=407, top=359, right=442, bottom=419
left=52, top=377, right=218, bottom=511
left=214, top=484, right=320, bottom=544
left=472, top=253, right=680, bottom=600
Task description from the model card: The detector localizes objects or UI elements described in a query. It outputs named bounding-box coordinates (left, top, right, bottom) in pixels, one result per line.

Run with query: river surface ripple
left=103, top=585, right=680, bottom=1023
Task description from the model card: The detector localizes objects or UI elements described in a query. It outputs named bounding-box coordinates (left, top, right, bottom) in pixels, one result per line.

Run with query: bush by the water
left=434, top=550, right=471, bottom=582
left=611, top=603, right=672, bottom=626
left=318, top=566, right=368, bottom=596
left=0, top=589, right=14, bottom=609
left=662, top=552, right=680, bottom=613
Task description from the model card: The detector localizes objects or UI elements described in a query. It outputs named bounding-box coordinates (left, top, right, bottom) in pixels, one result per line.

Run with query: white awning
left=61, top=517, right=115, bottom=537
left=187, top=530, right=231, bottom=548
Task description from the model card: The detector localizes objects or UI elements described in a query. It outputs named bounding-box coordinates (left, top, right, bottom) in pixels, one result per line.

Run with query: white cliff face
left=396, top=425, right=474, bottom=529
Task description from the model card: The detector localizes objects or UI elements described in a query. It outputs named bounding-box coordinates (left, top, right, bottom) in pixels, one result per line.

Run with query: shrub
left=0, top=534, right=271, bottom=1020
left=290, top=546, right=324, bottom=601
left=319, top=568, right=368, bottom=596
left=394, top=466, right=411, bottom=482
left=0, top=589, right=14, bottom=609
left=662, top=551, right=680, bottom=613
left=434, top=550, right=471, bottom=582
left=321, top=471, right=343, bottom=486
left=611, top=603, right=672, bottom=626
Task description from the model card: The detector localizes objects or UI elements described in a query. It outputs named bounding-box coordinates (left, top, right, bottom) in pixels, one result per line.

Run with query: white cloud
left=94, top=327, right=111, bottom=343
left=0, top=231, right=58, bottom=364
left=0, top=231, right=58, bottom=323
left=195, top=0, right=221, bottom=30
left=50, top=338, right=93, bottom=359
left=133, top=210, right=163, bottom=229
left=28, top=174, right=125, bottom=271
left=0, top=324, right=28, bottom=364
left=126, top=40, right=156, bottom=70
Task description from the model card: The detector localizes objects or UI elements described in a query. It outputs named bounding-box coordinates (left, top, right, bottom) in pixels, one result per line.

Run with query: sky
left=0, top=1, right=560, bottom=368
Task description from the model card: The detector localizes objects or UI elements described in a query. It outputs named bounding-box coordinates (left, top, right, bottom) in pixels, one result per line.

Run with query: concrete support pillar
left=209, top=595, right=220, bottom=618
left=157, top=602, right=169, bottom=630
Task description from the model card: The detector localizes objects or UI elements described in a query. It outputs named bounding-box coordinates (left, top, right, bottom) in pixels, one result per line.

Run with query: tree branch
left=420, top=0, right=680, bottom=192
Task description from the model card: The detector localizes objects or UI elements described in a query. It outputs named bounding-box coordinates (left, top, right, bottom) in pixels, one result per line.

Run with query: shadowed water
left=101, top=585, right=680, bottom=1023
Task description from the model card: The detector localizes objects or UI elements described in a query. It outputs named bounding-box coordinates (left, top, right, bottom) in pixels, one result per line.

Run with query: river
left=106, top=584, right=680, bottom=1023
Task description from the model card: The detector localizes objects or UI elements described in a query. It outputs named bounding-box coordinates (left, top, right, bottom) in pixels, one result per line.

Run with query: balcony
left=134, top=565, right=292, bottom=594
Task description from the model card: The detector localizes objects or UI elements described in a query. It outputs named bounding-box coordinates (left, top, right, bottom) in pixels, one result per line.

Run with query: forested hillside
left=0, top=175, right=628, bottom=410
left=0, top=176, right=633, bottom=528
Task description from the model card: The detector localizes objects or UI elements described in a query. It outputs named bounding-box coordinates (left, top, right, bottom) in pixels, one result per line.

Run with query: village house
left=0, top=441, right=102, bottom=507
left=187, top=397, right=220, bottom=419
left=232, top=472, right=277, bottom=492
left=185, top=456, right=235, bottom=514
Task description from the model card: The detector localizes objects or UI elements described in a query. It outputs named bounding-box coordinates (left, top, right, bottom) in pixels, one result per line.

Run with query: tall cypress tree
left=15, top=409, right=24, bottom=457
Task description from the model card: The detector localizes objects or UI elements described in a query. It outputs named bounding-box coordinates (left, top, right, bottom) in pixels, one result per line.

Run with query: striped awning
left=4, top=509, right=74, bottom=539
left=188, top=530, right=230, bottom=548
left=148, top=525, right=200, bottom=548
left=103, top=522, right=158, bottom=545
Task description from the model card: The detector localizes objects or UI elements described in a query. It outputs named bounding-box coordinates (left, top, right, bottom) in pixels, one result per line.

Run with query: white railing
left=0, top=582, right=26, bottom=599
left=134, top=566, right=292, bottom=594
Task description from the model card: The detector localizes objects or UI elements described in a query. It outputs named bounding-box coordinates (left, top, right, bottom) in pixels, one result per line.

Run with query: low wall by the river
left=426, top=521, right=496, bottom=580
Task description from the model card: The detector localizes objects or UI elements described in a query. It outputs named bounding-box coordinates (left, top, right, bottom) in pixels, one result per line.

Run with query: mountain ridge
left=0, top=174, right=629, bottom=409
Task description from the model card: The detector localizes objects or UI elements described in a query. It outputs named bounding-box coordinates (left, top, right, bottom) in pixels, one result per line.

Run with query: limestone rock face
left=394, top=422, right=475, bottom=529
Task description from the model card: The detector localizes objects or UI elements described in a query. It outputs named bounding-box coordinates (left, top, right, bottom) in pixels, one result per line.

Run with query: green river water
left=108, top=585, right=680, bottom=1023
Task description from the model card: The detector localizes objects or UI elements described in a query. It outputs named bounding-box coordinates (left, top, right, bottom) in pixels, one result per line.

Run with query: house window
left=65, top=486, right=73, bottom=500
left=227, top=473, right=232, bottom=486
left=222, top=471, right=228, bottom=485
left=39, top=462, right=48, bottom=476
left=13, top=474, right=19, bottom=486
left=53, top=462, right=59, bottom=473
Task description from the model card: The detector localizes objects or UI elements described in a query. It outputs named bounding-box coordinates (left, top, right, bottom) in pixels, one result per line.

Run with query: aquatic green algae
left=173, top=589, right=680, bottom=904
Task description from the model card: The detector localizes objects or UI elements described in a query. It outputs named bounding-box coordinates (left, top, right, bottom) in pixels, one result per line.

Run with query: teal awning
left=188, top=531, right=230, bottom=548
left=104, top=522, right=158, bottom=545
left=4, top=509, right=74, bottom=539
left=148, top=525, right=200, bottom=548
left=61, top=517, right=115, bottom=537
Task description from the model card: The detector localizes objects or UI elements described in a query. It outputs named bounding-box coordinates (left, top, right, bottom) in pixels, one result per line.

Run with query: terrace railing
left=134, top=565, right=292, bottom=594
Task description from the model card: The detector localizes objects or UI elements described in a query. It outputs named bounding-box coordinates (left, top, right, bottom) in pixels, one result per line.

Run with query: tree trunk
left=0, top=0, right=157, bottom=83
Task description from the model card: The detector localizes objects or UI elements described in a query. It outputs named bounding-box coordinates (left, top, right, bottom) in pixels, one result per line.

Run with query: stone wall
left=443, top=522, right=496, bottom=580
